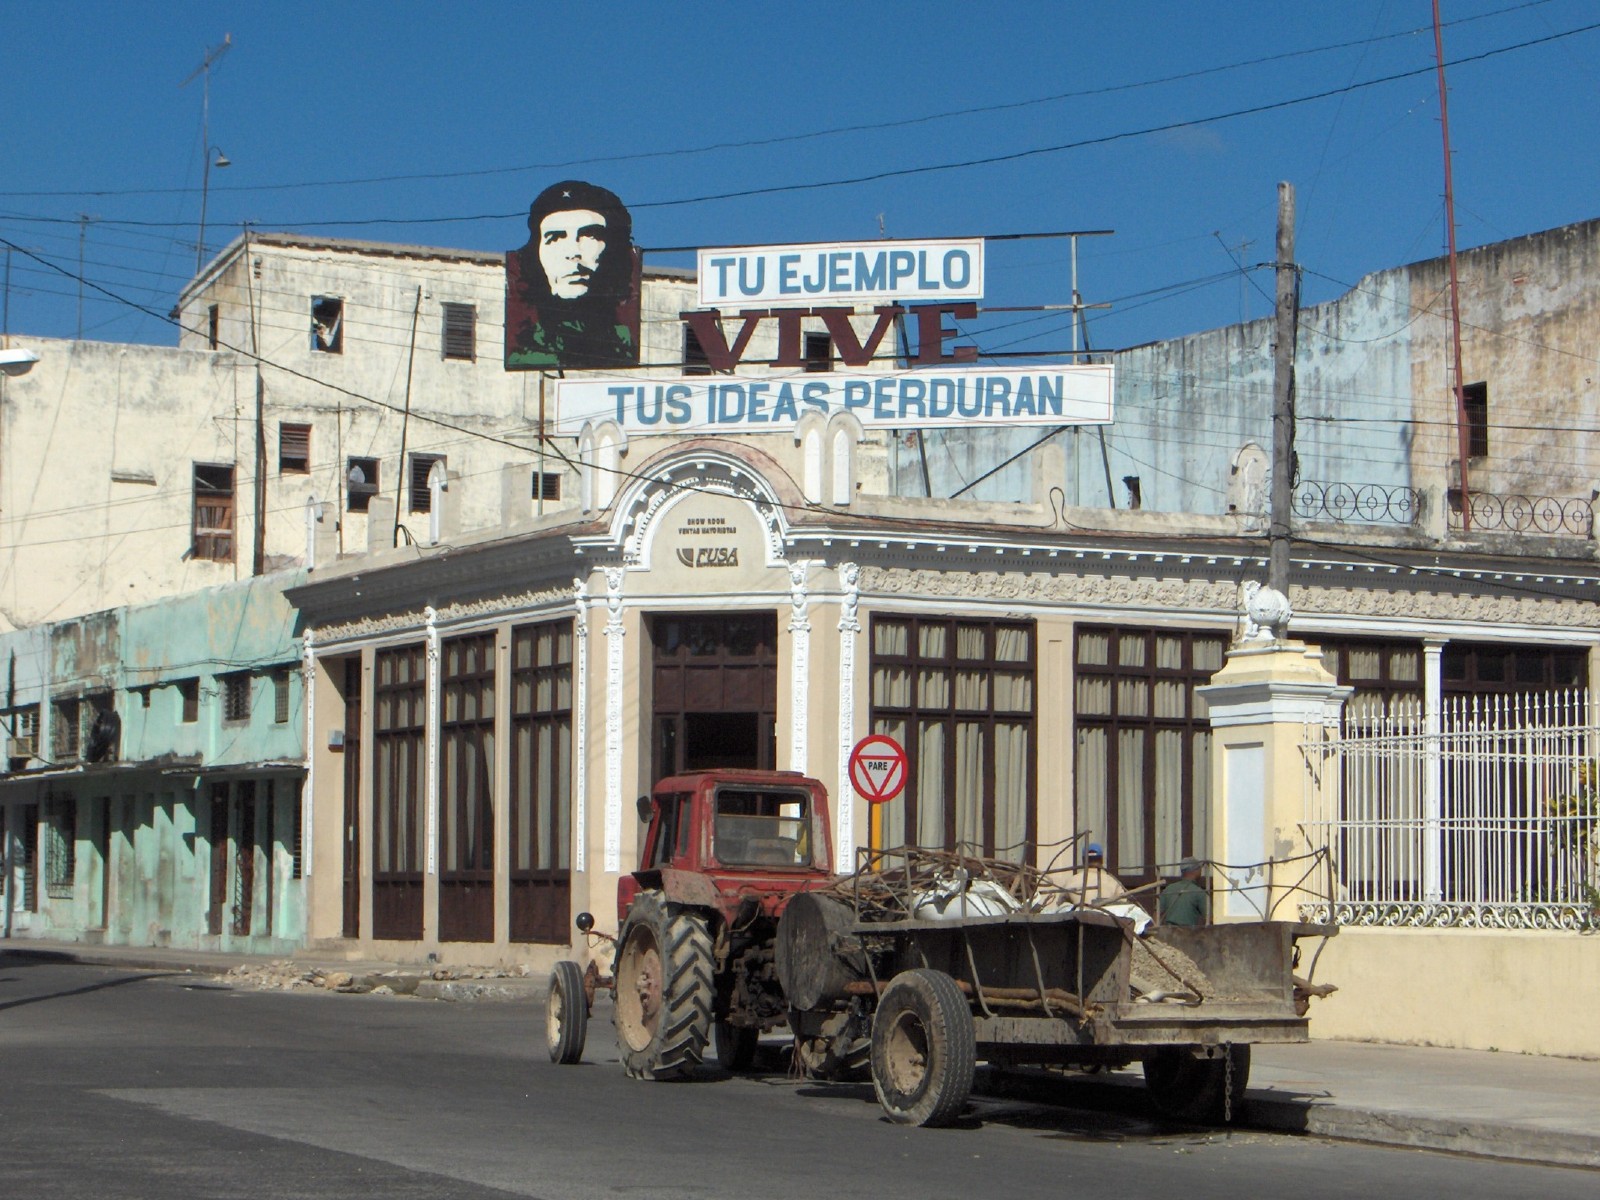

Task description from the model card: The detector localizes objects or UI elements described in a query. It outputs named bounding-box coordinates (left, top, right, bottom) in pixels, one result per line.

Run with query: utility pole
left=1433, top=0, right=1472, bottom=529
left=75, top=214, right=96, bottom=340
left=1269, top=182, right=1297, bottom=601
left=183, top=33, right=233, bottom=274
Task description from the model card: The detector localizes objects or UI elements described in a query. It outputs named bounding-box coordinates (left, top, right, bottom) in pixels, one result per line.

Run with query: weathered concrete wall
left=1407, top=217, right=1600, bottom=503
left=1312, top=927, right=1600, bottom=1058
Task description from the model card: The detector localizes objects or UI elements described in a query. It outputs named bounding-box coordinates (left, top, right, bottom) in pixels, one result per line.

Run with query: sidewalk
left=5, top=938, right=1597, bottom=1170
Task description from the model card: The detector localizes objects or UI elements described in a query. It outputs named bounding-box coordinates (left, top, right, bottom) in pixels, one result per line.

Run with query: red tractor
left=546, top=769, right=837, bottom=1078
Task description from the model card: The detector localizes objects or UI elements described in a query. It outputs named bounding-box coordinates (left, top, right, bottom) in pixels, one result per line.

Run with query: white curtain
left=994, top=721, right=1029, bottom=861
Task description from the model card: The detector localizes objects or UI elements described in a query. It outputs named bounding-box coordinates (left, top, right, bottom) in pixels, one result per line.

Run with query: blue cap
left=1086, top=842, right=1104, bottom=857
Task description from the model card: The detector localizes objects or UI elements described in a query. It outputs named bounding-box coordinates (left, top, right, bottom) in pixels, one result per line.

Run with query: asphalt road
left=0, top=957, right=1592, bottom=1199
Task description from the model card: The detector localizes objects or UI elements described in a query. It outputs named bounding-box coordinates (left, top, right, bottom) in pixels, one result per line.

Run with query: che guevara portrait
left=505, top=180, right=642, bottom=370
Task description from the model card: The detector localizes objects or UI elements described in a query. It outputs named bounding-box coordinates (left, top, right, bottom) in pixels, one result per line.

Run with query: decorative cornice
left=859, top=566, right=1240, bottom=610
left=1292, top=583, right=1600, bottom=627
left=854, top=564, right=1600, bottom=630
left=307, top=584, right=576, bottom=646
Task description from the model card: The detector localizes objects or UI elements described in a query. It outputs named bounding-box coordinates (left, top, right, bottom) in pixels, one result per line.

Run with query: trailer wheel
left=1143, top=1044, right=1251, bottom=1124
left=869, top=969, right=976, bottom=1127
left=546, top=960, right=588, bottom=1065
left=714, top=1020, right=759, bottom=1071
left=614, top=891, right=714, bottom=1080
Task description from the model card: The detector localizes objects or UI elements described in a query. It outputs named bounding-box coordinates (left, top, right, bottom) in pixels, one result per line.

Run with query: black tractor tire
left=613, top=891, right=714, bottom=1080
left=869, top=969, right=976, bottom=1127
left=546, top=960, right=588, bottom=1065
left=714, top=1020, right=760, bottom=1071
left=1143, top=1043, right=1251, bottom=1124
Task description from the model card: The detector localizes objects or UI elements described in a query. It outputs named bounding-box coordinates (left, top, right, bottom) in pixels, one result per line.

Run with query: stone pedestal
left=1196, top=641, right=1350, bottom=921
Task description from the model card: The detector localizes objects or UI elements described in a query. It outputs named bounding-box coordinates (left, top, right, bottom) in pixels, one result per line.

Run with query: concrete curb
left=1245, top=1096, right=1600, bottom=1170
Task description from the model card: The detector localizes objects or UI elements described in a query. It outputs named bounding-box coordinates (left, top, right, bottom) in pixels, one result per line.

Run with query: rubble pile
left=215, top=960, right=529, bottom=996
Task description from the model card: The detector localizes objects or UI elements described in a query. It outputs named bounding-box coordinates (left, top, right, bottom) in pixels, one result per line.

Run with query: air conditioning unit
left=7, top=734, right=37, bottom=760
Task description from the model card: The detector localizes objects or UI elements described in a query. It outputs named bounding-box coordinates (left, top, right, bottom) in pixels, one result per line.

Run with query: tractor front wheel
left=546, top=959, right=588, bottom=1065
left=613, top=891, right=714, bottom=1080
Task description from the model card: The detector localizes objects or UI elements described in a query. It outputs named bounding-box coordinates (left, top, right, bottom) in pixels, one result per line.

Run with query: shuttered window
left=442, top=302, right=476, bottom=361
left=192, top=464, right=235, bottom=562
left=279, top=423, right=311, bottom=474
left=409, top=453, right=446, bottom=513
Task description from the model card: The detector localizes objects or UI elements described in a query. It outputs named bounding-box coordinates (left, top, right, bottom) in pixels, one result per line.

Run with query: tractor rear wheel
left=613, top=891, right=714, bottom=1080
left=869, top=969, right=975, bottom=1127
left=546, top=959, right=588, bottom=1065
left=1143, top=1044, right=1251, bottom=1123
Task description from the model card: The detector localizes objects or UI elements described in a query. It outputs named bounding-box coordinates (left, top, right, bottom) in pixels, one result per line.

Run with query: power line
left=5, top=21, right=1595, bottom=232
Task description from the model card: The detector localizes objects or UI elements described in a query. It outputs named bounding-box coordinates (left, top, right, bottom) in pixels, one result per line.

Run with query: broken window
left=347, top=456, right=379, bottom=513
left=442, top=302, right=476, bottom=361
left=179, top=678, right=200, bottom=723
left=52, top=697, right=81, bottom=761
left=804, top=331, right=833, bottom=373
left=1462, top=381, right=1488, bottom=458
left=83, top=692, right=118, bottom=762
left=192, top=463, right=235, bottom=562
left=409, top=453, right=446, bottom=513
left=311, top=296, right=344, bottom=354
left=222, top=673, right=251, bottom=722
left=279, top=423, right=312, bottom=474
left=532, top=471, right=562, bottom=502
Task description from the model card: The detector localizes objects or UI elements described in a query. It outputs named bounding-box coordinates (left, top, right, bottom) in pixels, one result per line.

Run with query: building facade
left=0, top=573, right=306, bottom=952
left=5, top=215, right=1600, bottom=1052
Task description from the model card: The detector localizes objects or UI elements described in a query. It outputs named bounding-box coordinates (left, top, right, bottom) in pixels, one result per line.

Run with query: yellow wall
left=1310, top=927, right=1600, bottom=1058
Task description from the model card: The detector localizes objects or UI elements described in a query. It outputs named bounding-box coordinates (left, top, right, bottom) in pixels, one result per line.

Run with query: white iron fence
left=1302, top=689, right=1600, bottom=930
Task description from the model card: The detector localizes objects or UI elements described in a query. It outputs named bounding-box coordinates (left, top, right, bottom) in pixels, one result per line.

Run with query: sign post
left=849, top=733, right=908, bottom=804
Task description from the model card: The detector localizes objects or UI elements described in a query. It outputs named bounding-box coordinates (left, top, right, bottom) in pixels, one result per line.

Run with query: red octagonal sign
left=849, top=734, right=908, bottom=804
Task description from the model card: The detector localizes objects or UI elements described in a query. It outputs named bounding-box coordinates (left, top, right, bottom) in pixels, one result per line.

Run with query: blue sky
left=3, top=1, right=1598, bottom=356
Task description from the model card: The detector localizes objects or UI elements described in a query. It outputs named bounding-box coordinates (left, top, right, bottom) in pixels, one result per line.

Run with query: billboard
left=505, top=180, right=641, bottom=370
left=697, top=238, right=984, bottom=309
left=554, top=365, right=1113, bottom=436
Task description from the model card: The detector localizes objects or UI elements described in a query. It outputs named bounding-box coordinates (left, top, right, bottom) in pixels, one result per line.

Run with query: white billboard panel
left=696, top=238, right=985, bottom=309
left=556, top=365, right=1113, bottom=437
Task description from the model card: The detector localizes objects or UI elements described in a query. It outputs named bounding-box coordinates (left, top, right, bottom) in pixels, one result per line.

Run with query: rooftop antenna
left=182, top=33, right=233, bottom=273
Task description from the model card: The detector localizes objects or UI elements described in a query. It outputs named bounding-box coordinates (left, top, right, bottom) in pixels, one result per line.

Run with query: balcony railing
left=1293, top=481, right=1420, bottom=526
left=1448, top=491, right=1594, bottom=537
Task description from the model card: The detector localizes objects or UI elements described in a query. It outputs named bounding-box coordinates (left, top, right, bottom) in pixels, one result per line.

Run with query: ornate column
left=787, top=560, right=811, bottom=773
left=424, top=606, right=441, bottom=876
left=835, top=562, right=860, bottom=874
left=300, top=628, right=317, bottom=880
left=572, top=576, right=590, bottom=874
left=603, top=567, right=626, bottom=873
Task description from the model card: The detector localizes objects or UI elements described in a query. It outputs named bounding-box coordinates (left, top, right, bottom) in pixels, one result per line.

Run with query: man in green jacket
left=1159, top=857, right=1209, bottom=926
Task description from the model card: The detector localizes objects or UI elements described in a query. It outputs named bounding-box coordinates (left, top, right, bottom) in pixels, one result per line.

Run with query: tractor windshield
left=712, top=787, right=815, bottom=868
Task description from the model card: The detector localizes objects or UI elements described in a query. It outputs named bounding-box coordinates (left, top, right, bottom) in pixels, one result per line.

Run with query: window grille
left=222, top=673, right=251, bottom=722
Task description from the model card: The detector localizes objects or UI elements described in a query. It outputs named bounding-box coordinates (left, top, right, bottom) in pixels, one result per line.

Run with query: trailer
left=547, top=770, right=1336, bottom=1127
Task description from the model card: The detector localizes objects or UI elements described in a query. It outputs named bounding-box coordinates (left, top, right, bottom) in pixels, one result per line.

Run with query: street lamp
left=0, top=348, right=39, bottom=377
left=196, top=146, right=231, bottom=274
